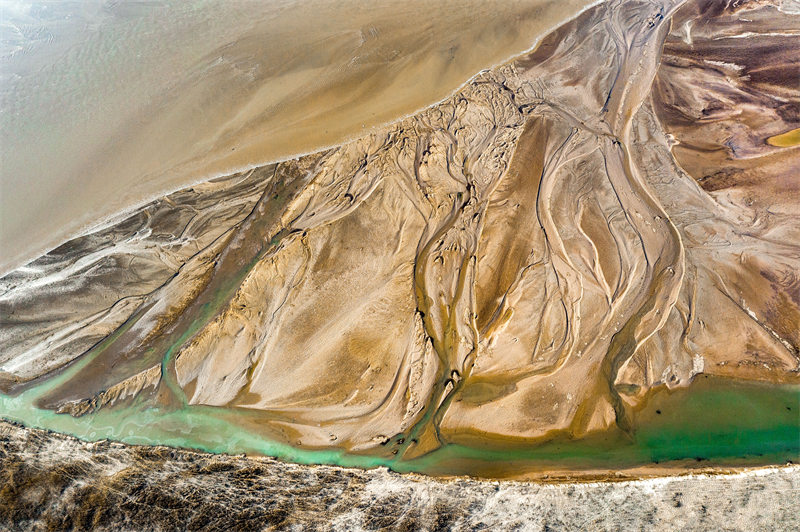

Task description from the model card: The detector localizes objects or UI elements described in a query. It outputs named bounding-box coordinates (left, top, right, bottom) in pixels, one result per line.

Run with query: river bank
left=1, top=420, right=797, bottom=531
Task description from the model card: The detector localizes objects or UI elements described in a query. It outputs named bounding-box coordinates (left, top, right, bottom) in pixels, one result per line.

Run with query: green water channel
left=1, top=369, right=798, bottom=477
left=400, top=375, right=800, bottom=477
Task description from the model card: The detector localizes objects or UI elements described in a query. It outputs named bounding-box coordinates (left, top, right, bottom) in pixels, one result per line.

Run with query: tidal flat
left=1, top=0, right=799, bottom=526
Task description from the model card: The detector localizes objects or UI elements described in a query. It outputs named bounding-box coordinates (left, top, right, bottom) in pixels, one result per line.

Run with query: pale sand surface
left=0, top=0, right=597, bottom=275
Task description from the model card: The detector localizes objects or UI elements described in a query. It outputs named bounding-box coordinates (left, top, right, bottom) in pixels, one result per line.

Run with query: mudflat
left=0, top=0, right=798, bottom=480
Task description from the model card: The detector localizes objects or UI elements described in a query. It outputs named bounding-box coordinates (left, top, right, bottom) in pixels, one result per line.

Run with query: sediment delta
left=0, top=0, right=798, bottom=508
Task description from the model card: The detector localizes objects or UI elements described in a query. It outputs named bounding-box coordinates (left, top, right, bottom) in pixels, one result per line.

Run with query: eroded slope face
left=1, top=0, right=798, bottom=464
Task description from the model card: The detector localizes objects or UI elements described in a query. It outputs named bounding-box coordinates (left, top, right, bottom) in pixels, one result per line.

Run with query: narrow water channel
left=2, top=373, right=796, bottom=478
